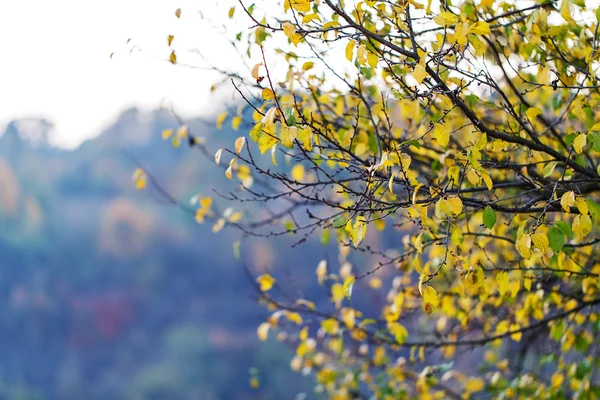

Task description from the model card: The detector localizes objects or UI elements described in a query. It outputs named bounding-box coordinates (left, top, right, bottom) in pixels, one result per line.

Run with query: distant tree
left=135, top=0, right=600, bottom=398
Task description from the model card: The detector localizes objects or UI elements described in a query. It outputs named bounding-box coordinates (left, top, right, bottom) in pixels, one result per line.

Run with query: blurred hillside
left=0, top=109, right=317, bottom=400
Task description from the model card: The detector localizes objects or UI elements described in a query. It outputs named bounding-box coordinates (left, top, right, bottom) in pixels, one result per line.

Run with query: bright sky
left=0, top=0, right=237, bottom=148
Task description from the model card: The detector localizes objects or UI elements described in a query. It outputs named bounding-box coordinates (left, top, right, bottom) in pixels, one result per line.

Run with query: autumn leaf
left=256, top=274, right=276, bottom=292
left=235, top=137, right=246, bottom=154
left=434, top=123, right=450, bottom=147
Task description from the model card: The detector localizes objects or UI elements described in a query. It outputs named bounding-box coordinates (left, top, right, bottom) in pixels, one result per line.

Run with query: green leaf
left=551, top=319, right=566, bottom=341
left=482, top=206, right=496, bottom=230
left=321, top=228, right=330, bottom=245
left=540, top=354, right=556, bottom=365
left=250, top=122, right=263, bottom=142
left=548, top=227, right=565, bottom=253
left=343, top=276, right=355, bottom=300
left=543, top=161, right=558, bottom=178
left=400, top=139, right=421, bottom=149
left=587, top=199, right=600, bottom=222
left=589, top=132, right=600, bottom=152
left=575, top=335, right=590, bottom=352
left=284, top=108, right=296, bottom=127
left=564, top=132, right=577, bottom=147
left=555, top=220, right=574, bottom=239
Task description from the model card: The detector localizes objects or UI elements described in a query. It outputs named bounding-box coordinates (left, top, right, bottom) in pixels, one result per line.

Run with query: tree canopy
left=137, top=0, right=600, bottom=398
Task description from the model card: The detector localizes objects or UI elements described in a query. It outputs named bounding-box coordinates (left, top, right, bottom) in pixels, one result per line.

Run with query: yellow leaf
left=573, top=214, right=592, bottom=240
left=228, top=212, right=243, bottom=223
left=389, top=322, right=409, bottom=344
left=516, top=234, right=532, bottom=259
left=415, top=232, right=424, bottom=254
left=316, top=260, right=327, bottom=285
left=162, top=129, right=174, bottom=140
left=532, top=232, right=549, bottom=253
left=575, top=197, right=589, bottom=215
left=176, top=125, right=188, bottom=138
left=232, top=116, right=242, bottom=131
left=258, top=132, right=278, bottom=154
left=454, top=22, right=470, bottom=46
left=450, top=224, right=463, bottom=246
left=469, top=34, right=486, bottom=56
left=343, top=276, right=355, bottom=300
left=539, top=66, right=550, bottom=85
left=212, top=218, right=226, bottom=233
left=235, top=137, right=246, bottom=154
left=287, top=0, right=310, bottom=13
left=433, top=11, right=458, bottom=27
left=283, top=23, right=302, bottom=45
left=262, top=88, right=275, bottom=101
left=412, top=64, right=427, bottom=84
left=282, top=22, right=296, bottom=38
left=251, top=63, right=263, bottom=81
left=551, top=372, right=564, bottom=388
left=510, top=324, right=522, bottom=342
left=225, top=159, right=237, bottom=181
left=167, top=35, right=174, bottom=46
left=388, top=172, right=395, bottom=195
left=271, top=144, right=278, bottom=165
left=496, top=271, right=508, bottom=297
left=322, top=319, right=339, bottom=335
left=434, top=123, right=450, bottom=147
left=132, top=168, right=144, bottom=180
left=132, top=169, right=147, bottom=191
left=345, top=40, right=355, bottom=62
left=286, top=312, right=303, bottom=325
left=331, top=283, right=345, bottom=305
left=526, top=107, right=542, bottom=121
left=369, top=277, right=382, bottom=289
left=590, top=122, right=600, bottom=131
left=280, top=125, right=298, bottom=148
left=263, top=107, right=278, bottom=128
left=573, top=133, right=587, bottom=154
left=367, top=52, right=378, bottom=68
left=440, top=196, right=463, bottom=218
left=256, top=274, right=276, bottom=292
left=357, top=44, right=368, bottom=65
left=302, top=61, right=314, bottom=71
left=302, top=13, right=321, bottom=24
left=351, top=217, right=367, bottom=247
left=175, top=8, right=181, bottom=18
left=422, top=285, right=439, bottom=314
left=257, top=322, right=270, bottom=341
left=291, top=164, right=305, bottom=181
left=216, top=111, right=228, bottom=129
left=169, top=51, right=177, bottom=64
left=465, top=377, right=484, bottom=393
left=561, top=191, right=575, bottom=212
left=469, top=21, right=490, bottom=35
left=200, top=197, right=212, bottom=209
left=480, top=171, right=493, bottom=190
left=560, top=0, right=573, bottom=23
left=297, top=126, right=313, bottom=151
left=228, top=6, right=235, bottom=18
left=215, top=149, right=223, bottom=165
left=474, top=133, right=487, bottom=150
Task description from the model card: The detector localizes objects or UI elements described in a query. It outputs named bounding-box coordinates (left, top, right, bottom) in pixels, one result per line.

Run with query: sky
left=0, top=0, right=237, bottom=148
left=4, top=0, right=599, bottom=148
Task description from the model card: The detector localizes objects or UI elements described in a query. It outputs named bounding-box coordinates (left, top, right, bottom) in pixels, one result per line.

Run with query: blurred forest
left=0, top=109, right=325, bottom=399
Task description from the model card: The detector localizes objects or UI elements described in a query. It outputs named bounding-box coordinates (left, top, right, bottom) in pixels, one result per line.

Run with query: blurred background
left=0, top=1, right=321, bottom=398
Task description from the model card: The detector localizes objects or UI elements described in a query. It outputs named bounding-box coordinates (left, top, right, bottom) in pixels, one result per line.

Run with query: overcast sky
left=0, top=0, right=238, bottom=148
